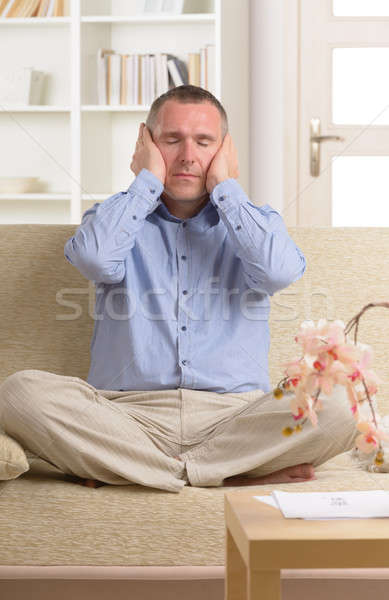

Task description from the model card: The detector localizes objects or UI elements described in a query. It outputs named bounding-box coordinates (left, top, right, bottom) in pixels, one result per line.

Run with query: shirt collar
left=154, top=197, right=220, bottom=232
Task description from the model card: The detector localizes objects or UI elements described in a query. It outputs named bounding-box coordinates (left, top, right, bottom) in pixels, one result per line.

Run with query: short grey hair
left=146, top=84, right=228, bottom=138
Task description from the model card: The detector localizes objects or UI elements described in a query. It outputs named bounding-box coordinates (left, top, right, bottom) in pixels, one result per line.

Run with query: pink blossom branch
left=345, top=302, right=389, bottom=345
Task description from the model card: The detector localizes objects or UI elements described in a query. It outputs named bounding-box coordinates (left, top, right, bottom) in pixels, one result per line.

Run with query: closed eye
left=165, top=141, right=209, bottom=147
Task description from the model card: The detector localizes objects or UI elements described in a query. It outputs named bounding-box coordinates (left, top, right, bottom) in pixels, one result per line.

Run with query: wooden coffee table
left=224, top=490, right=389, bottom=599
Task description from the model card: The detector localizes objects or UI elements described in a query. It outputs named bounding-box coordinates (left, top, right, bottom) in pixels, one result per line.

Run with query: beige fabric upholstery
left=0, top=449, right=388, bottom=566
left=1, top=226, right=389, bottom=599
left=1, top=226, right=388, bottom=412
left=0, top=432, right=29, bottom=480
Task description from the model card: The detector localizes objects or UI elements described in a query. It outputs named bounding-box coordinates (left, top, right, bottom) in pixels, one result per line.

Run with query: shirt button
left=181, top=326, right=187, bottom=331
left=219, top=196, right=225, bottom=201
left=182, top=290, right=188, bottom=295
left=236, top=224, right=241, bottom=230
left=150, top=188, right=156, bottom=194
left=132, top=215, right=137, bottom=220
left=182, top=359, right=187, bottom=365
left=181, top=255, right=187, bottom=260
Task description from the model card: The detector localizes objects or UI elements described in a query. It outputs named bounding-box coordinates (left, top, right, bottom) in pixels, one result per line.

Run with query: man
left=0, top=86, right=357, bottom=492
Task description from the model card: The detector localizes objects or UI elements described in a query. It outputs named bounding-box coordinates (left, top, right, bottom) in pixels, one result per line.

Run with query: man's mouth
left=174, top=173, right=198, bottom=178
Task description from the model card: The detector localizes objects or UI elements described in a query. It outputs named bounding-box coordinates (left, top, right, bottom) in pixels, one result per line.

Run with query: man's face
left=152, top=99, right=223, bottom=202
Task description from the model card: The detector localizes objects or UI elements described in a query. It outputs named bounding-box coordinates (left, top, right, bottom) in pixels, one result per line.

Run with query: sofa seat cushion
left=0, top=450, right=388, bottom=567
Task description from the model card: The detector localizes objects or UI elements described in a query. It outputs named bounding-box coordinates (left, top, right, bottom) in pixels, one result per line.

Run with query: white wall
left=250, top=0, right=284, bottom=212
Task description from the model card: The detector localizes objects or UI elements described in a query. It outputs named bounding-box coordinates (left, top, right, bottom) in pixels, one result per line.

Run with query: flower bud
left=375, top=450, right=384, bottom=466
left=273, top=387, right=284, bottom=399
left=282, top=426, right=294, bottom=437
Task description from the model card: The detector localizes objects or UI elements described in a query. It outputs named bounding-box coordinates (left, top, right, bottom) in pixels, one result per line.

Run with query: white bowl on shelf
left=0, top=177, right=40, bottom=193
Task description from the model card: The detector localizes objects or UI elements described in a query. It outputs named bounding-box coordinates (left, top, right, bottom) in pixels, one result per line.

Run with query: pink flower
left=355, top=421, right=389, bottom=454
left=290, top=389, right=319, bottom=427
left=294, top=319, right=346, bottom=355
left=346, top=382, right=360, bottom=420
left=282, top=358, right=311, bottom=389
left=304, top=357, right=349, bottom=397
left=347, top=344, right=382, bottom=391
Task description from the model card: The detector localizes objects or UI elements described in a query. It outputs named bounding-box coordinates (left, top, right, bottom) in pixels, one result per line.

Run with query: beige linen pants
left=0, top=369, right=358, bottom=493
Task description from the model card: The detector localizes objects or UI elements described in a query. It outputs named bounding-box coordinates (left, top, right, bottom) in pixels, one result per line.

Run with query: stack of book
left=0, top=0, right=65, bottom=17
left=143, top=0, right=184, bottom=13
left=98, top=46, right=215, bottom=106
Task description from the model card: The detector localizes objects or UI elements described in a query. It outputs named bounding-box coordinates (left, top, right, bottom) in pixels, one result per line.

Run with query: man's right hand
left=130, top=123, right=166, bottom=185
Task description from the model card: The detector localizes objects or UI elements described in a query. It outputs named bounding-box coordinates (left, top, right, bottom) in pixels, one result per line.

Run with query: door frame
left=283, top=0, right=300, bottom=227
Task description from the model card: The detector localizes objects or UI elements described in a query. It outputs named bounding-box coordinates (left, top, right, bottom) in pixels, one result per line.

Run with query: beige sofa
left=1, top=225, right=389, bottom=600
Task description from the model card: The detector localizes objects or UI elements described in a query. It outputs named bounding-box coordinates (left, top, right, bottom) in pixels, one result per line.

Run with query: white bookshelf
left=0, top=0, right=249, bottom=224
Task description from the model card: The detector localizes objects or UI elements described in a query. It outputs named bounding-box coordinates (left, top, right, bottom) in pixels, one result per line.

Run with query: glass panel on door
left=333, top=0, right=389, bottom=16
left=332, top=156, right=389, bottom=226
left=332, top=48, right=389, bottom=125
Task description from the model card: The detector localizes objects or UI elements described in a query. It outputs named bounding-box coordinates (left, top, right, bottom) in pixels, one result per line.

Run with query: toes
left=83, top=479, right=105, bottom=488
left=290, top=463, right=315, bottom=479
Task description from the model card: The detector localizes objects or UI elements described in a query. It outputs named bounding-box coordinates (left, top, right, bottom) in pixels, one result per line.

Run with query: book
left=205, top=44, right=215, bottom=94
left=53, top=0, right=63, bottom=16
left=161, top=53, right=169, bottom=93
left=0, top=0, right=10, bottom=16
left=162, top=0, right=184, bottom=14
left=154, top=53, right=162, bottom=97
left=5, top=0, right=24, bottom=17
left=167, top=58, right=184, bottom=87
left=141, top=54, right=148, bottom=105
left=135, top=54, right=141, bottom=104
left=97, top=48, right=115, bottom=105
left=188, top=52, right=200, bottom=86
left=120, top=54, right=128, bottom=105
left=144, top=0, right=163, bottom=12
left=149, top=54, right=156, bottom=103
left=18, top=0, right=38, bottom=17
left=109, top=53, right=121, bottom=105
left=37, top=0, right=50, bottom=16
left=200, top=47, right=206, bottom=89
left=166, top=54, right=188, bottom=86
left=46, top=0, right=55, bottom=17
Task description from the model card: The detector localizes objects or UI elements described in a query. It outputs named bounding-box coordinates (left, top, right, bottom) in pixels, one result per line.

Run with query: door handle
left=310, top=117, right=345, bottom=177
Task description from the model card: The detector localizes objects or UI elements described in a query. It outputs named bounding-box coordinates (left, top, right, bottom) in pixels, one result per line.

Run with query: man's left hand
left=206, top=133, right=239, bottom=194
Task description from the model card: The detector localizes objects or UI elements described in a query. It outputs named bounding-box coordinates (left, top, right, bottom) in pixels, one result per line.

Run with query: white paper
left=254, top=490, right=389, bottom=519
left=254, top=495, right=279, bottom=509
left=272, top=490, right=389, bottom=519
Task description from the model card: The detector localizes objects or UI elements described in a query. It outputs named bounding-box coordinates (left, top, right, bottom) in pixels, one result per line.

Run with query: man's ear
left=145, top=122, right=154, bottom=141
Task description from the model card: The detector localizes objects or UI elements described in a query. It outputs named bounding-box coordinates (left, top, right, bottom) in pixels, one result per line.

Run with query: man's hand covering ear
left=206, top=133, right=239, bottom=193
left=130, top=123, right=166, bottom=185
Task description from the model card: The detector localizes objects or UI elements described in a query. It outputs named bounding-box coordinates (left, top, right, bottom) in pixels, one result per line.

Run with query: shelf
left=0, top=193, right=114, bottom=202
left=0, top=0, right=249, bottom=224
left=81, top=14, right=215, bottom=25
left=0, top=106, right=71, bottom=112
left=0, top=193, right=70, bottom=200
left=1, top=106, right=148, bottom=112
left=82, top=194, right=113, bottom=201
left=82, top=105, right=149, bottom=111
left=0, top=17, right=71, bottom=25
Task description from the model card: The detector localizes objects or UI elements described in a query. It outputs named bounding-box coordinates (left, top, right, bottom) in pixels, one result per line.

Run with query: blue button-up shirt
left=64, top=168, right=306, bottom=393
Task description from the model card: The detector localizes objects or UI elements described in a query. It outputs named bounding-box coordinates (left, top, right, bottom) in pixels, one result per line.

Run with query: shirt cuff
left=210, top=178, right=247, bottom=213
left=126, top=168, right=164, bottom=205
left=211, top=178, right=282, bottom=234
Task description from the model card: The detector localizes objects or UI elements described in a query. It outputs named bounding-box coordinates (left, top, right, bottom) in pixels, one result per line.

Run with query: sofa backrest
left=1, top=226, right=388, bottom=413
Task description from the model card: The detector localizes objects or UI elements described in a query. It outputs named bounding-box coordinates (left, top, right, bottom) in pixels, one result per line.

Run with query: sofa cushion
left=0, top=449, right=388, bottom=566
left=0, top=430, right=29, bottom=480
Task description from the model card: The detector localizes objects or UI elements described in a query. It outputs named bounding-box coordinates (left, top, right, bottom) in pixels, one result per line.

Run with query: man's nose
left=179, top=140, right=195, bottom=164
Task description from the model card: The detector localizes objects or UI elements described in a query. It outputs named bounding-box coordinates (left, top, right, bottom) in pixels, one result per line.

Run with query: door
left=293, top=0, right=389, bottom=226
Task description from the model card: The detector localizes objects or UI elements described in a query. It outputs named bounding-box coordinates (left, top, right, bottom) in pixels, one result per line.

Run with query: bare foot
left=223, top=463, right=316, bottom=486
left=79, top=478, right=106, bottom=488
